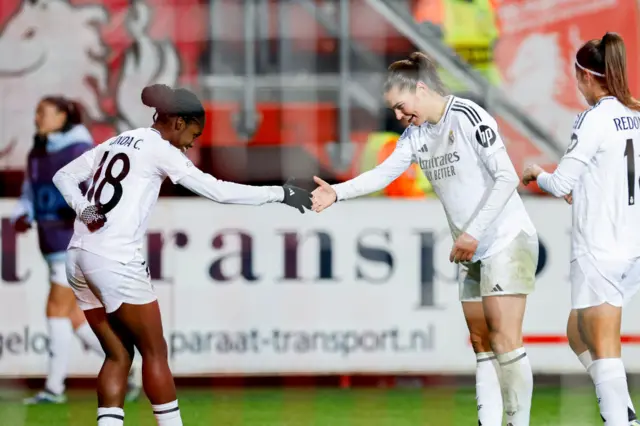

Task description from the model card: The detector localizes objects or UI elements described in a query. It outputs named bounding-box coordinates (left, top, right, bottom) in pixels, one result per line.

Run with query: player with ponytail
left=574, top=32, right=640, bottom=111
left=313, top=51, right=539, bottom=425
left=525, top=33, right=640, bottom=425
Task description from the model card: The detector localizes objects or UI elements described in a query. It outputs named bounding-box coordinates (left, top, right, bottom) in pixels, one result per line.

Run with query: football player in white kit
left=524, top=33, right=640, bottom=426
left=52, top=84, right=312, bottom=426
left=311, top=52, right=538, bottom=426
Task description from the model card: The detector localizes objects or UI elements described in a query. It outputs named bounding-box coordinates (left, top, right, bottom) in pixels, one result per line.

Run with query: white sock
left=75, top=322, right=105, bottom=356
left=578, top=350, right=593, bottom=369
left=44, top=317, right=73, bottom=395
left=153, top=400, right=183, bottom=426
left=496, top=347, right=533, bottom=426
left=578, top=351, right=637, bottom=422
left=589, top=358, right=631, bottom=426
left=97, top=407, right=124, bottom=426
left=476, top=352, right=503, bottom=426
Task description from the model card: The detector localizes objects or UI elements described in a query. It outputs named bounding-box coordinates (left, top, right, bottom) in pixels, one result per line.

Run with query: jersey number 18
left=86, top=151, right=131, bottom=213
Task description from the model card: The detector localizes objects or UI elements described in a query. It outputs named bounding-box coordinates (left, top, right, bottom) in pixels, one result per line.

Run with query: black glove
left=282, top=178, right=312, bottom=214
left=80, top=205, right=107, bottom=232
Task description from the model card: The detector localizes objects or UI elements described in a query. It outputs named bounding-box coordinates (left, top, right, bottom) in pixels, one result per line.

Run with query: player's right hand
left=13, top=215, right=32, bottom=233
left=282, top=178, right=313, bottom=214
left=311, top=176, right=337, bottom=213
left=80, top=205, right=107, bottom=232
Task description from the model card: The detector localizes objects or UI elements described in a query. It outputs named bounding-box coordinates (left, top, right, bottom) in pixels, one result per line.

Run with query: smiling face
left=384, top=82, right=432, bottom=126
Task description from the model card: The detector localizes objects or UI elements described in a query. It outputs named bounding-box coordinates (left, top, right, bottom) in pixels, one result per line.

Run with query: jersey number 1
left=624, top=138, right=639, bottom=205
left=86, top=151, right=131, bottom=213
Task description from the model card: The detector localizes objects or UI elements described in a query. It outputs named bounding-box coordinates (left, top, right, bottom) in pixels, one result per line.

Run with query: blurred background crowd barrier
left=1, top=0, right=638, bottom=197
left=1, top=0, right=640, bottom=378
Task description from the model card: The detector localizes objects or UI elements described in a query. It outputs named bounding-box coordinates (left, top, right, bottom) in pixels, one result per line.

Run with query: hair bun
left=408, top=51, right=436, bottom=72
left=141, top=84, right=175, bottom=113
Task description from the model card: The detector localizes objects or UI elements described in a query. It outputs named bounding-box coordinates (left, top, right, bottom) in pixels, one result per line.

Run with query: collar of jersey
left=597, top=96, right=616, bottom=103
left=423, top=95, right=455, bottom=131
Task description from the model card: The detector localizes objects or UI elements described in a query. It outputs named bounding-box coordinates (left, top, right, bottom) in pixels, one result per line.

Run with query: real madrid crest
left=448, top=130, right=455, bottom=144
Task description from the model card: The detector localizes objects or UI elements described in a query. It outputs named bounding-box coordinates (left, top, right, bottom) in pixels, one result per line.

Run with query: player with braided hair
left=53, top=84, right=312, bottom=426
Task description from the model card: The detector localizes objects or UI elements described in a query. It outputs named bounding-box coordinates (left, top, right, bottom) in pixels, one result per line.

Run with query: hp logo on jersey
left=475, top=125, right=497, bottom=148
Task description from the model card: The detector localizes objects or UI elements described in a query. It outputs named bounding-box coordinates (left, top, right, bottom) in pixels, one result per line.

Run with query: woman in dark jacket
left=12, top=96, right=141, bottom=404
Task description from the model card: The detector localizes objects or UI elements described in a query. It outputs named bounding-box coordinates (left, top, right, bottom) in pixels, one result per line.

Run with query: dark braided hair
left=141, top=84, right=205, bottom=125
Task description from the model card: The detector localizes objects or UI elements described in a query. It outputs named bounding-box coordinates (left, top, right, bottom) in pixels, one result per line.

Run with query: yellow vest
left=414, top=0, right=501, bottom=91
left=360, top=132, right=433, bottom=197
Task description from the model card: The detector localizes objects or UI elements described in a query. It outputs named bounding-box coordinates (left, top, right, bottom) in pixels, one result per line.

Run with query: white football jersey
left=333, top=96, right=536, bottom=260
left=564, top=96, right=640, bottom=261
left=55, top=127, right=283, bottom=264
left=66, top=128, right=195, bottom=263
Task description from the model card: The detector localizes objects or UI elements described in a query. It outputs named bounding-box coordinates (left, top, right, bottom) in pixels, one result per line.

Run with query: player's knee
left=577, top=323, right=592, bottom=350
left=566, top=313, right=586, bottom=354
left=46, top=298, right=68, bottom=317
left=139, top=337, right=169, bottom=360
left=469, top=329, right=492, bottom=353
left=46, top=285, right=75, bottom=316
left=105, top=343, right=134, bottom=367
left=488, top=329, right=521, bottom=354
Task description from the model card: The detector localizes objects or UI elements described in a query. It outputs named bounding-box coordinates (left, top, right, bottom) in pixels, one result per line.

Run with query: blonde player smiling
left=524, top=32, right=640, bottom=426
left=311, top=52, right=538, bottom=426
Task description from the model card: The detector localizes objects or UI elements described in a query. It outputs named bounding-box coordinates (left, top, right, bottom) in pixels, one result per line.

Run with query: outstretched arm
left=177, top=168, right=284, bottom=205
left=312, top=135, right=413, bottom=212
left=159, top=146, right=311, bottom=212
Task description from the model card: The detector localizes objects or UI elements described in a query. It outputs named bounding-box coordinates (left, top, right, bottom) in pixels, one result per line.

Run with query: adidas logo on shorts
left=491, top=284, right=504, bottom=292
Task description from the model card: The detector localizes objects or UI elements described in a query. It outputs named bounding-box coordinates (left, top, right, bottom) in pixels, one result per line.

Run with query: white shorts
left=66, top=248, right=156, bottom=314
left=459, top=231, right=538, bottom=302
left=47, top=257, right=69, bottom=287
left=571, top=254, right=640, bottom=309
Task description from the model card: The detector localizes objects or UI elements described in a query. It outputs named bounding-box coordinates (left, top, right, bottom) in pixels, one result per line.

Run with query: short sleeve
left=155, top=144, right=196, bottom=184
left=562, top=110, right=605, bottom=165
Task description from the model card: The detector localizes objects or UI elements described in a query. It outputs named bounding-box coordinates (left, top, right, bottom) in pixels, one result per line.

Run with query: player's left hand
left=80, top=205, right=107, bottom=232
left=522, top=164, right=544, bottom=185
left=450, top=233, right=478, bottom=263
